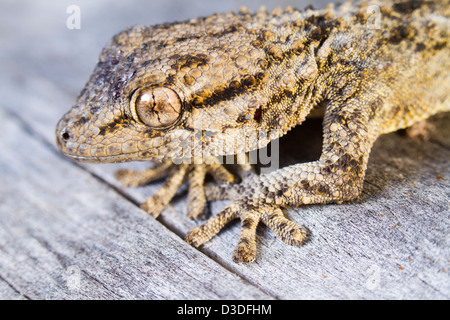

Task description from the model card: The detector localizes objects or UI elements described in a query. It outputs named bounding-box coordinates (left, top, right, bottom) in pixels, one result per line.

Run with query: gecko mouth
left=59, top=151, right=133, bottom=163
left=57, top=136, right=160, bottom=164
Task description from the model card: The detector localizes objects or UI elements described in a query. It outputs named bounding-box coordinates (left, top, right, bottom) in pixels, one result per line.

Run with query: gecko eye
left=132, top=87, right=182, bottom=129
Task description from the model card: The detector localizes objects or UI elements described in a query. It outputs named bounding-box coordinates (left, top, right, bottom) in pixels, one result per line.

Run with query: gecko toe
left=186, top=165, right=207, bottom=219
left=140, top=194, right=167, bottom=218
left=232, top=209, right=261, bottom=263
left=185, top=203, right=239, bottom=246
left=114, top=160, right=173, bottom=187
left=261, top=207, right=310, bottom=246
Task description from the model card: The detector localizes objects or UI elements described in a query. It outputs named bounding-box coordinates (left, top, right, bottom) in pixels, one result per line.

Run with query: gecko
left=56, top=0, right=449, bottom=263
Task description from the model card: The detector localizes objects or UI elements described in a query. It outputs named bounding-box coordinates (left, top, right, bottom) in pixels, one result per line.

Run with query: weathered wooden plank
left=91, top=115, right=450, bottom=299
left=0, top=108, right=272, bottom=299
left=0, top=278, right=27, bottom=300
left=1, top=0, right=448, bottom=300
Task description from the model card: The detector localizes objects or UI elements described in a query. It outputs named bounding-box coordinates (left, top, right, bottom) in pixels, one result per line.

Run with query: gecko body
left=56, top=0, right=449, bottom=262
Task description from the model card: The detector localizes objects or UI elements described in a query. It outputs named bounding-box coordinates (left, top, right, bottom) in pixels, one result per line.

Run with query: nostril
left=62, top=132, right=70, bottom=140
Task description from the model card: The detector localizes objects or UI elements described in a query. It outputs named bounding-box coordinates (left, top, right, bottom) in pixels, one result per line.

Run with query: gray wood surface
left=0, top=0, right=448, bottom=299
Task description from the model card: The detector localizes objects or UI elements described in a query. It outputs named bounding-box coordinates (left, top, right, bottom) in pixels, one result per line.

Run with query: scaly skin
left=56, top=0, right=449, bottom=262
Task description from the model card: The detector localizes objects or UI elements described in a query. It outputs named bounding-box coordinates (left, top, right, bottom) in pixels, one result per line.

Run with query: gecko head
left=57, top=10, right=317, bottom=163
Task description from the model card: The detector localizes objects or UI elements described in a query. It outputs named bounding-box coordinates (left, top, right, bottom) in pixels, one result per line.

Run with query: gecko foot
left=405, top=118, right=436, bottom=141
left=185, top=201, right=309, bottom=263
left=114, top=159, right=250, bottom=219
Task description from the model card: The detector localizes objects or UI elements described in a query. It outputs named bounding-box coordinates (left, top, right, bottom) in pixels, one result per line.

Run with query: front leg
left=186, top=98, right=379, bottom=262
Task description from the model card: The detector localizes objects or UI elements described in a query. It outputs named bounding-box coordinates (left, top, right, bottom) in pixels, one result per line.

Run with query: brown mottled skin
left=56, top=0, right=449, bottom=262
